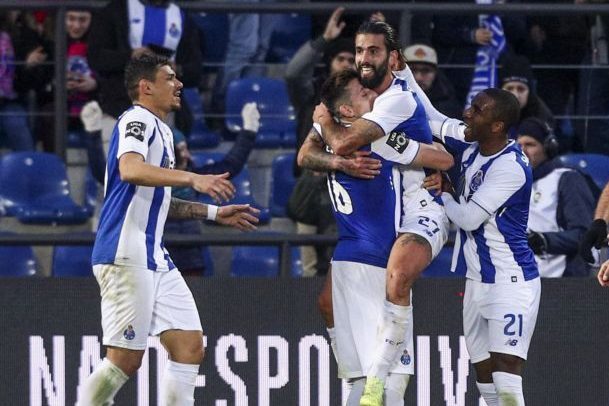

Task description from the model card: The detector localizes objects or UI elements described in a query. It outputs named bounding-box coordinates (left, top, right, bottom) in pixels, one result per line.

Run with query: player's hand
left=323, top=7, right=346, bottom=41
left=216, top=204, right=260, bottom=231
left=192, top=172, right=236, bottom=204
left=313, top=103, right=331, bottom=124
left=527, top=231, right=547, bottom=255
left=579, top=219, right=608, bottom=263
left=474, top=28, right=492, bottom=45
left=340, top=150, right=381, bottom=179
left=423, top=171, right=443, bottom=192
left=598, top=260, right=609, bottom=287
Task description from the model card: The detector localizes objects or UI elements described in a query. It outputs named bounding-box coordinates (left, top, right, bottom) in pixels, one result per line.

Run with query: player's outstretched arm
left=410, top=142, right=454, bottom=171
left=313, top=103, right=384, bottom=156
left=298, top=127, right=381, bottom=179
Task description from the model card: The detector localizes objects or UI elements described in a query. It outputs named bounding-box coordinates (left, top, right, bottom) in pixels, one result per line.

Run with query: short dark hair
left=482, top=88, right=521, bottom=132
left=124, top=53, right=170, bottom=102
left=356, top=21, right=406, bottom=68
left=320, top=69, right=359, bottom=119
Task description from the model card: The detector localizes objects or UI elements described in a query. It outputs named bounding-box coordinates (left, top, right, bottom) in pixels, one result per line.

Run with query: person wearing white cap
left=403, top=44, right=462, bottom=118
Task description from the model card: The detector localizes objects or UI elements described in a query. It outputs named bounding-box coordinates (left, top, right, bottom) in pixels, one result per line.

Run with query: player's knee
left=184, top=336, right=205, bottom=364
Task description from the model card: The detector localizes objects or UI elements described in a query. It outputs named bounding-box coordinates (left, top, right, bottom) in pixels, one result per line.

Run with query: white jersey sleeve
left=470, top=155, right=527, bottom=215
left=361, top=86, right=417, bottom=135
left=117, top=109, right=155, bottom=160
left=371, top=136, right=420, bottom=165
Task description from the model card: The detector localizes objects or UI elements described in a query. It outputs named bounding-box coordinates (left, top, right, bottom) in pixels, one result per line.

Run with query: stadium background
left=1, top=2, right=609, bottom=405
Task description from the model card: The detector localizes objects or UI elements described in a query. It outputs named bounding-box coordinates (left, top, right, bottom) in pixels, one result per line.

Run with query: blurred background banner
left=1, top=278, right=608, bottom=405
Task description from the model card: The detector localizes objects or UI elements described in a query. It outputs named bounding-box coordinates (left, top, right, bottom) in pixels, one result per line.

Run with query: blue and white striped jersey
left=453, top=141, right=539, bottom=283
left=92, top=105, right=176, bottom=271
left=128, top=0, right=183, bottom=60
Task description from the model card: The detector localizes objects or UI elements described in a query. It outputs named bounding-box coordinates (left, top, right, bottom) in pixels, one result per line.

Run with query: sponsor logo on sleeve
left=125, top=121, right=146, bottom=142
left=386, top=130, right=409, bottom=153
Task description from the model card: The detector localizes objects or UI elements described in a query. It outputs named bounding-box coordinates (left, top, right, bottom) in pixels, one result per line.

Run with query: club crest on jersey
left=169, top=23, right=181, bottom=38
left=400, top=349, right=411, bottom=365
left=123, top=325, right=136, bottom=340
left=387, top=131, right=409, bottom=153
left=470, top=170, right=484, bottom=192
left=125, top=121, right=146, bottom=141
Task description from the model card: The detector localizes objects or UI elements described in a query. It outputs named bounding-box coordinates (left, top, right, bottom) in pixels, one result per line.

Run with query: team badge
left=386, top=131, right=409, bottom=153
left=470, top=170, right=484, bottom=192
left=400, top=349, right=411, bottom=365
left=169, top=23, right=181, bottom=38
left=123, top=325, right=136, bottom=340
left=125, top=121, right=146, bottom=141
left=533, top=191, right=541, bottom=203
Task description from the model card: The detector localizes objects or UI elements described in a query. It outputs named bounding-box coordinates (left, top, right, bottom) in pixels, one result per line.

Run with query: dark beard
left=358, top=59, right=389, bottom=89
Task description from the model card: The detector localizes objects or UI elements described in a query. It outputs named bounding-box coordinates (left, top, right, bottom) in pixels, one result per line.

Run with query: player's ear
left=338, top=104, right=354, bottom=119
left=492, top=120, right=505, bottom=134
left=139, top=78, right=153, bottom=96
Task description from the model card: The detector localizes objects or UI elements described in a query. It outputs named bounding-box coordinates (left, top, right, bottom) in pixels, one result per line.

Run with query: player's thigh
left=318, top=267, right=333, bottom=326
left=484, top=279, right=541, bottom=362
left=151, top=270, right=203, bottom=338
left=93, top=264, right=155, bottom=351
left=463, top=279, right=492, bottom=365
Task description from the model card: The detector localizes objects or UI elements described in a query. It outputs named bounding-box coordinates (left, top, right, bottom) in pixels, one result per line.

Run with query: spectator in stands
left=403, top=43, right=462, bottom=118
left=285, top=7, right=356, bottom=277
left=430, top=0, right=528, bottom=105
left=37, top=10, right=98, bottom=152
left=575, top=0, right=609, bottom=155
left=517, top=117, right=595, bottom=277
left=499, top=54, right=555, bottom=137
left=0, top=11, right=39, bottom=151
left=166, top=102, right=260, bottom=276
left=88, top=0, right=202, bottom=156
left=210, top=0, right=280, bottom=127
left=579, top=181, right=609, bottom=264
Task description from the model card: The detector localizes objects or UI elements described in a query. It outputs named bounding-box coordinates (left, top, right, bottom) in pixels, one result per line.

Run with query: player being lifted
left=426, top=88, right=540, bottom=406
left=313, top=21, right=451, bottom=405
left=302, top=69, right=453, bottom=404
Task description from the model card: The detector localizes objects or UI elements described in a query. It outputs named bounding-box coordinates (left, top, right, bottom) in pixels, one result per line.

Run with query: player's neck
left=133, top=101, right=168, bottom=121
left=374, top=74, right=394, bottom=94
left=479, top=137, right=509, bottom=156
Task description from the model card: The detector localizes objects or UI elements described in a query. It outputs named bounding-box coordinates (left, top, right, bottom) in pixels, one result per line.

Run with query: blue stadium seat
left=52, top=245, right=93, bottom=277
left=192, top=12, right=228, bottom=67
left=225, top=77, right=296, bottom=148
left=0, top=245, right=37, bottom=276
left=181, top=87, right=221, bottom=149
left=267, top=13, right=311, bottom=63
left=191, top=152, right=271, bottom=224
left=269, top=153, right=296, bottom=217
left=0, top=152, right=91, bottom=224
left=558, top=153, right=609, bottom=190
left=231, top=243, right=303, bottom=277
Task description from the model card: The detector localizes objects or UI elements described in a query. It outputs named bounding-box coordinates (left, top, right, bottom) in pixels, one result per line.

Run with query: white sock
left=384, top=373, right=410, bottom=406
left=161, top=360, right=200, bottom=406
left=492, top=371, right=525, bottom=406
left=367, top=301, right=411, bottom=381
left=76, top=358, right=129, bottom=406
left=345, top=377, right=365, bottom=406
left=477, top=381, right=499, bottom=406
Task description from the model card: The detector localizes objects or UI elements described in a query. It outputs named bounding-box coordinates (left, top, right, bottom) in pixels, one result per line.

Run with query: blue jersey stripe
left=145, top=132, right=169, bottom=271
left=143, top=6, right=166, bottom=48
left=92, top=125, right=136, bottom=265
left=472, top=226, right=496, bottom=283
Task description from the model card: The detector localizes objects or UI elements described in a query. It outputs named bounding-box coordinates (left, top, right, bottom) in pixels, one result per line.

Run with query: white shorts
left=398, top=202, right=449, bottom=259
left=463, top=278, right=541, bottom=363
left=93, top=264, right=202, bottom=350
left=332, top=261, right=414, bottom=379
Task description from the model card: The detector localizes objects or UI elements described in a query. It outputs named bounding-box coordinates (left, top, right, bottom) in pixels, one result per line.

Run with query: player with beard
left=314, top=21, right=452, bottom=405
left=300, top=69, right=453, bottom=405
